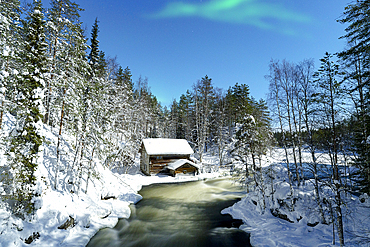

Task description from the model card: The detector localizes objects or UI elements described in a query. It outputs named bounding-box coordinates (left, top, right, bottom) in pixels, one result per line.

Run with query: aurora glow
left=149, top=0, right=312, bottom=35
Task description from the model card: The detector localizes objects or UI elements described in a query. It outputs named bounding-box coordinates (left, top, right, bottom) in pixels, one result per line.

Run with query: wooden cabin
left=140, top=138, right=199, bottom=176
left=166, top=159, right=199, bottom=176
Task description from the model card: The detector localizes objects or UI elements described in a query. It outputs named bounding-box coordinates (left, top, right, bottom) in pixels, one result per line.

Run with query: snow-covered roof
left=167, top=159, right=199, bottom=170
left=142, top=138, right=194, bottom=156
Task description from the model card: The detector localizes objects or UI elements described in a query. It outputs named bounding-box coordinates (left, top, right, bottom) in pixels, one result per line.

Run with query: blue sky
left=62, top=0, right=350, bottom=106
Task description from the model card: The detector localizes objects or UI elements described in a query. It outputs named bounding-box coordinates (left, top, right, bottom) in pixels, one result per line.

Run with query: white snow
left=167, top=159, right=200, bottom=170
left=244, top=114, right=255, bottom=124
left=222, top=148, right=370, bottom=247
left=3, top=46, right=10, bottom=57
left=142, top=138, right=194, bottom=156
left=1, top=70, right=9, bottom=78
left=0, top=118, right=216, bottom=246
left=0, top=116, right=369, bottom=247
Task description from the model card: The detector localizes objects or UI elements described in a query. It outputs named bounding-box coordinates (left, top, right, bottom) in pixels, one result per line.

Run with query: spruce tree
left=338, top=0, right=370, bottom=193
left=177, top=91, right=192, bottom=140
left=105, top=66, right=136, bottom=172
left=212, top=89, right=229, bottom=166
left=77, top=17, right=110, bottom=193
left=6, top=0, right=47, bottom=216
left=226, top=83, right=253, bottom=126
left=0, top=0, right=22, bottom=130
left=88, top=18, right=100, bottom=72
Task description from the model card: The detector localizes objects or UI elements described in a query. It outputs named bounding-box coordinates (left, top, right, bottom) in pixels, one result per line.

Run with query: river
left=87, top=178, right=251, bottom=247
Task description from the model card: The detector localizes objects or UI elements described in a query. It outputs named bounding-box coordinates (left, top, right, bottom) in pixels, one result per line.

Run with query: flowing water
left=87, top=178, right=251, bottom=247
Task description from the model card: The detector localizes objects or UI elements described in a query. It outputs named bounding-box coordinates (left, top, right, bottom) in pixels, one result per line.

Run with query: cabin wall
left=140, top=146, right=150, bottom=175
left=148, top=155, right=191, bottom=175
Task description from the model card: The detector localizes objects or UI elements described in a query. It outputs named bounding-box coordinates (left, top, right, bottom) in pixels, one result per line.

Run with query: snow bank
left=224, top=189, right=370, bottom=247
left=0, top=115, right=218, bottom=246
left=223, top=148, right=370, bottom=247
left=142, top=138, right=194, bottom=155
left=0, top=155, right=141, bottom=246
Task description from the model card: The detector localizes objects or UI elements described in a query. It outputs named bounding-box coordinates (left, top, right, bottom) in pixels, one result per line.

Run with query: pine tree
left=6, top=0, right=47, bottom=216
left=44, top=0, right=84, bottom=126
left=44, top=0, right=87, bottom=190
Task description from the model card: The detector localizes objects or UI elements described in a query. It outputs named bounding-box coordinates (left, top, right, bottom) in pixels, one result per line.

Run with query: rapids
left=87, top=178, right=251, bottom=247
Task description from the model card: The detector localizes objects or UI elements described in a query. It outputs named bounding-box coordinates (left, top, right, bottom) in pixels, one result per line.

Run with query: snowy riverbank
left=1, top=113, right=369, bottom=246
left=224, top=180, right=370, bottom=247
left=0, top=157, right=219, bottom=247
left=223, top=149, right=370, bottom=247
left=0, top=113, right=220, bottom=247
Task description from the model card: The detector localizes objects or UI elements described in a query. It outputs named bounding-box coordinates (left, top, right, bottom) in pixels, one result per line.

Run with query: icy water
left=87, top=178, right=251, bottom=247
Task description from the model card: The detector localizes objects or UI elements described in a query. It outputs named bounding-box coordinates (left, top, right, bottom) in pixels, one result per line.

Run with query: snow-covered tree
left=313, top=52, right=345, bottom=246
left=0, top=0, right=22, bottom=131
left=338, top=0, right=370, bottom=194
left=212, top=88, right=229, bottom=166
left=6, top=0, right=47, bottom=216
left=177, top=90, right=193, bottom=140
left=192, top=75, right=215, bottom=162
left=267, top=60, right=293, bottom=186
left=43, top=0, right=88, bottom=190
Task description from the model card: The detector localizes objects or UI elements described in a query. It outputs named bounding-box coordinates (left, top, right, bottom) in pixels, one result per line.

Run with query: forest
left=0, top=0, right=369, bottom=246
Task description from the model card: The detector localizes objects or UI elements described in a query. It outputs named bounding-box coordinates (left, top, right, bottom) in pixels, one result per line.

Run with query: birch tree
left=267, top=60, right=293, bottom=189
left=298, top=58, right=326, bottom=224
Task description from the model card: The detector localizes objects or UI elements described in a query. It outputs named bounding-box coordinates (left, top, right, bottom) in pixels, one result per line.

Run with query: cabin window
left=156, top=156, right=163, bottom=160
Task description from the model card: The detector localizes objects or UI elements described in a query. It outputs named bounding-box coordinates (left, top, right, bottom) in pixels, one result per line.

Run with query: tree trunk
left=286, top=92, right=300, bottom=185
left=273, top=77, right=292, bottom=189
left=76, top=138, right=85, bottom=194
left=54, top=89, right=66, bottom=190
left=0, top=101, right=4, bottom=132
left=85, top=147, right=96, bottom=193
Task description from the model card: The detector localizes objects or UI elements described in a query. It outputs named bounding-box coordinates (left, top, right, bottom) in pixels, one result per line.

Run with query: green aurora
left=149, top=0, right=312, bottom=35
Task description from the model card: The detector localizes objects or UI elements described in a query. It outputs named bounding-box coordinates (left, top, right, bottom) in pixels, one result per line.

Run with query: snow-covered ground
left=223, top=148, right=370, bottom=247
left=0, top=154, right=219, bottom=246
left=0, top=166, right=218, bottom=247
left=1, top=114, right=369, bottom=246
left=0, top=114, right=219, bottom=247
